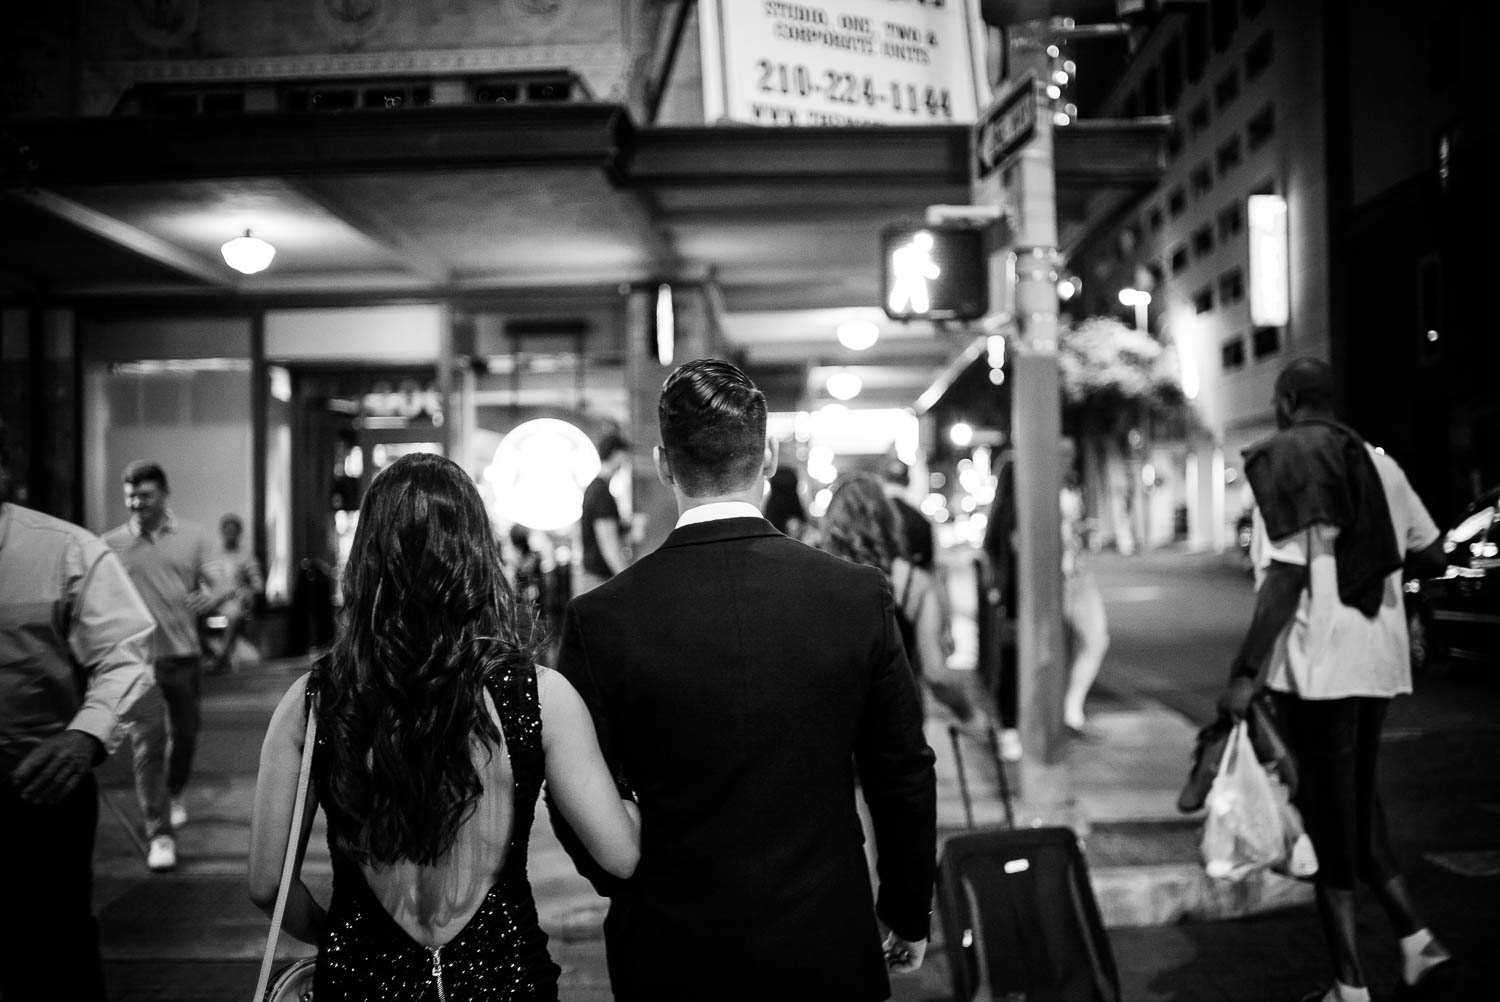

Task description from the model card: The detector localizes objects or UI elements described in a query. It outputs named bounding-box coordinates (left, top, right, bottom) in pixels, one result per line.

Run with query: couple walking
left=249, top=359, right=938, bottom=1000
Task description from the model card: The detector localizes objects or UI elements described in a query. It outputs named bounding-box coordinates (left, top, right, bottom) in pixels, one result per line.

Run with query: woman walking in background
left=249, top=453, right=639, bottom=1000
left=821, top=473, right=984, bottom=732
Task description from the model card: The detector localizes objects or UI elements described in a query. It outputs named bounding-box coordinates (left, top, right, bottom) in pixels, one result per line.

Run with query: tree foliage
left=1057, top=315, right=1190, bottom=437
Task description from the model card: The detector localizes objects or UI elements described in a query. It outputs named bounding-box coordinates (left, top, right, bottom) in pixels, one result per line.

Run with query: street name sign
left=973, top=72, right=1037, bottom=178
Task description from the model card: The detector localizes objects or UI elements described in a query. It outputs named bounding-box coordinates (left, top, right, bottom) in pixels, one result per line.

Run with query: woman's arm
left=539, top=668, right=641, bottom=879
left=247, top=672, right=327, bottom=944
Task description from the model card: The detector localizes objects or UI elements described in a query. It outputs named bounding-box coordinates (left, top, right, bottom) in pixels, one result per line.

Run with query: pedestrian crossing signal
left=880, top=225, right=987, bottom=321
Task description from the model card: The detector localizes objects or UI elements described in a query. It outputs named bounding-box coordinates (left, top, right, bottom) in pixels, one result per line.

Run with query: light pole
left=1118, top=287, right=1151, bottom=334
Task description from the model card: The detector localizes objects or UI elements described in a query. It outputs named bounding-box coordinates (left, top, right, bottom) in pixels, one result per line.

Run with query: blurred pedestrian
left=0, top=438, right=155, bottom=1002
left=882, top=458, right=955, bottom=657
left=553, top=359, right=936, bottom=1000
left=978, top=448, right=1022, bottom=761
left=824, top=472, right=983, bottom=732
left=249, top=452, right=638, bottom=997
left=1219, top=359, right=1453, bottom=1002
left=205, top=512, right=263, bottom=674
left=763, top=462, right=807, bottom=540
left=577, top=431, right=631, bottom=595
left=1059, top=439, right=1110, bottom=738
left=104, top=460, right=226, bottom=872
left=503, top=522, right=545, bottom=622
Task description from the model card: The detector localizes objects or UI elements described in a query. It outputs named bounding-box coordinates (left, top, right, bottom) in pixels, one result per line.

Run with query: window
left=1219, top=268, right=1245, bottom=304
left=1162, top=39, right=1184, bottom=110
left=1252, top=326, right=1281, bottom=358
left=1217, top=203, right=1245, bottom=241
left=1245, top=31, right=1274, bottom=80
left=1192, top=162, right=1214, bottom=197
left=1170, top=245, right=1191, bottom=275
left=1216, top=136, right=1242, bottom=176
left=1247, top=104, right=1277, bottom=149
left=1215, top=69, right=1240, bottom=110
left=1168, top=187, right=1188, bottom=218
left=1211, top=0, right=1238, bottom=52
left=1148, top=207, right=1165, bottom=233
left=1195, top=286, right=1215, bottom=314
left=1188, top=100, right=1211, bottom=138
left=1221, top=336, right=1247, bottom=370
left=1193, top=224, right=1215, bottom=257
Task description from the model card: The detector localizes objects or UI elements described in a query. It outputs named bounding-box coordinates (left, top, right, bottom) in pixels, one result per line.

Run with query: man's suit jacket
left=557, top=516, right=937, bottom=1001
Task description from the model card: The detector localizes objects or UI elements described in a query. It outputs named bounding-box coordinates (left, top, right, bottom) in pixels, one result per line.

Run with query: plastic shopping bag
left=1269, top=779, right=1319, bottom=879
left=1201, top=721, right=1286, bottom=880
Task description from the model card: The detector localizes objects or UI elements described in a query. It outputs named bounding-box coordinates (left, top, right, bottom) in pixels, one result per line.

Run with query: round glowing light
left=1053, top=70, right=1070, bottom=86
left=1426, top=329, right=1440, bottom=343
left=950, top=422, right=974, bottom=447
left=1057, top=276, right=1079, bottom=301
left=836, top=319, right=880, bottom=351
left=220, top=231, right=276, bottom=275
left=1053, top=112, right=1071, bottom=127
left=484, top=419, right=601, bottom=531
left=1118, top=288, right=1151, bottom=306
left=1046, top=84, right=1062, bottom=100
left=810, top=487, right=834, bottom=518
left=826, top=370, right=862, bottom=401
left=988, top=367, right=1006, bottom=386
left=1046, top=44, right=1061, bottom=58
left=921, top=492, right=946, bottom=516
left=1063, top=59, right=1077, bottom=75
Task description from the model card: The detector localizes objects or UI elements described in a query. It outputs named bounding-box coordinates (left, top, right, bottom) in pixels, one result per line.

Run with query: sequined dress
left=309, top=668, right=561, bottom=1000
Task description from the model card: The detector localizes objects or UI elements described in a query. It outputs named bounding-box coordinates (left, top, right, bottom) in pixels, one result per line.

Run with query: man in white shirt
left=1221, top=359, right=1452, bottom=1002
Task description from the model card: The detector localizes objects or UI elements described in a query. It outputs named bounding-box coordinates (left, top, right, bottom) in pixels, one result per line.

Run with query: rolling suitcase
left=939, top=725, right=1121, bottom=1002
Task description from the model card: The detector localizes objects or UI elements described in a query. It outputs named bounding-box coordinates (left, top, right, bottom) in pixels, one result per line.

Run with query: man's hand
left=11, top=730, right=100, bottom=804
left=184, top=588, right=214, bottom=614
left=882, top=931, right=927, bottom=974
left=1218, top=675, right=1259, bottom=720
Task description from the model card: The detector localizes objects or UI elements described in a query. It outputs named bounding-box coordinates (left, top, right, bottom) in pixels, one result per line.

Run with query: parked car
left=1406, top=484, right=1500, bottom=671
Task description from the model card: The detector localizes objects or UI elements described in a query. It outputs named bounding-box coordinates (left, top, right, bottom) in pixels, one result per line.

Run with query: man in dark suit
left=556, top=358, right=937, bottom=1001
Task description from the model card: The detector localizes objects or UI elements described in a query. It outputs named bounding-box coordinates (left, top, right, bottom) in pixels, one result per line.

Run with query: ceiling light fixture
left=220, top=230, right=276, bottom=275
left=826, top=370, right=862, bottom=401
left=836, top=319, right=879, bottom=352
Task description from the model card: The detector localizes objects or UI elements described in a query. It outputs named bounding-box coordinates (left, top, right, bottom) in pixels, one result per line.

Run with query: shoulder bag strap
left=253, top=692, right=318, bottom=1001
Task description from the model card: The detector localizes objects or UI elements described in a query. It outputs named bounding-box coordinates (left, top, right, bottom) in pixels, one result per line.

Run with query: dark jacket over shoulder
left=556, top=517, right=936, bottom=1002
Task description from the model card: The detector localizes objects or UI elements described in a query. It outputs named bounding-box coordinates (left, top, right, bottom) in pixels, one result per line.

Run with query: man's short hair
left=220, top=513, right=243, bottom=531
left=1275, top=357, right=1337, bottom=413
left=882, top=458, right=910, bottom=488
left=658, top=358, right=767, bottom=497
left=122, top=460, right=169, bottom=492
left=596, top=431, right=632, bottom=462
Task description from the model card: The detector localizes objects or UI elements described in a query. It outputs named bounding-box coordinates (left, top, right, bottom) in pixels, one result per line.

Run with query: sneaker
left=147, top=835, right=177, bottom=872
left=170, top=798, right=188, bottom=829
left=998, top=728, right=1023, bottom=763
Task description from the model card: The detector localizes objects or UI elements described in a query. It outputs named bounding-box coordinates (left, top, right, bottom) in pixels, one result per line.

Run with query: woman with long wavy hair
left=820, top=473, right=983, bottom=732
left=249, top=452, right=639, bottom=1000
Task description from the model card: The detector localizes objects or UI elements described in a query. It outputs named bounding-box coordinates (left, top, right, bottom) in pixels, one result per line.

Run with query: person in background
left=824, top=473, right=983, bottom=733
left=1219, top=358, right=1453, bottom=1002
left=249, top=452, right=638, bottom=998
left=577, top=431, right=631, bottom=596
left=503, top=523, right=546, bottom=623
left=104, top=460, right=226, bottom=872
left=1059, top=439, right=1110, bottom=738
left=0, top=436, right=155, bottom=1001
left=882, top=458, right=955, bottom=658
left=979, top=447, right=1022, bottom=761
left=763, top=463, right=808, bottom=541
left=206, top=512, right=263, bottom=674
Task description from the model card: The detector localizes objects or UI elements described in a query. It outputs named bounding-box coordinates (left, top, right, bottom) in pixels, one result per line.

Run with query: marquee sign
left=698, top=0, right=987, bottom=126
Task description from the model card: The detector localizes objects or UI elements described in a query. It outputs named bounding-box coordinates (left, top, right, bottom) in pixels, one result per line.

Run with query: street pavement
left=81, top=547, right=1499, bottom=1001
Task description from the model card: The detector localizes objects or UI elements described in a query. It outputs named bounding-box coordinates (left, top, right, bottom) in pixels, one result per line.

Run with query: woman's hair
left=315, top=452, right=542, bottom=866
left=822, top=472, right=902, bottom=576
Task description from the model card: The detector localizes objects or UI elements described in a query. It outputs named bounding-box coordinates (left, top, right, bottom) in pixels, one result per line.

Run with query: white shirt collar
left=674, top=500, right=764, bottom=529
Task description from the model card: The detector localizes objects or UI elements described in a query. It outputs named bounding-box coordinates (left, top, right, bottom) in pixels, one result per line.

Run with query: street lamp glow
left=836, top=319, right=879, bottom=351
left=1117, top=288, right=1151, bottom=307
left=949, top=422, right=973, bottom=447
left=220, top=231, right=276, bottom=275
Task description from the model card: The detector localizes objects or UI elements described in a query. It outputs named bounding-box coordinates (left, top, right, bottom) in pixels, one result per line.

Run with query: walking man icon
left=887, top=231, right=941, bottom=315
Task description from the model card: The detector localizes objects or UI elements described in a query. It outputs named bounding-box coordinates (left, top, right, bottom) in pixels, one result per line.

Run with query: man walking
left=557, top=359, right=937, bottom=1001
left=576, top=430, right=632, bottom=595
left=104, top=460, right=224, bottom=871
left=1220, top=359, right=1452, bottom=1002
left=0, top=438, right=155, bottom=1001
left=205, top=512, right=263, bottom=674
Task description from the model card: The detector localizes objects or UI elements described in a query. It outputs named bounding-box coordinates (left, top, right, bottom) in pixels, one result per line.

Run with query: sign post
left=973, top=29, right=1073, bottom=824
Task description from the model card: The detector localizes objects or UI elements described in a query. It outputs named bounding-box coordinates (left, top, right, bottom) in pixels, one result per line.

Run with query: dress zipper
left=429, top=945, right=446, bottom=1002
